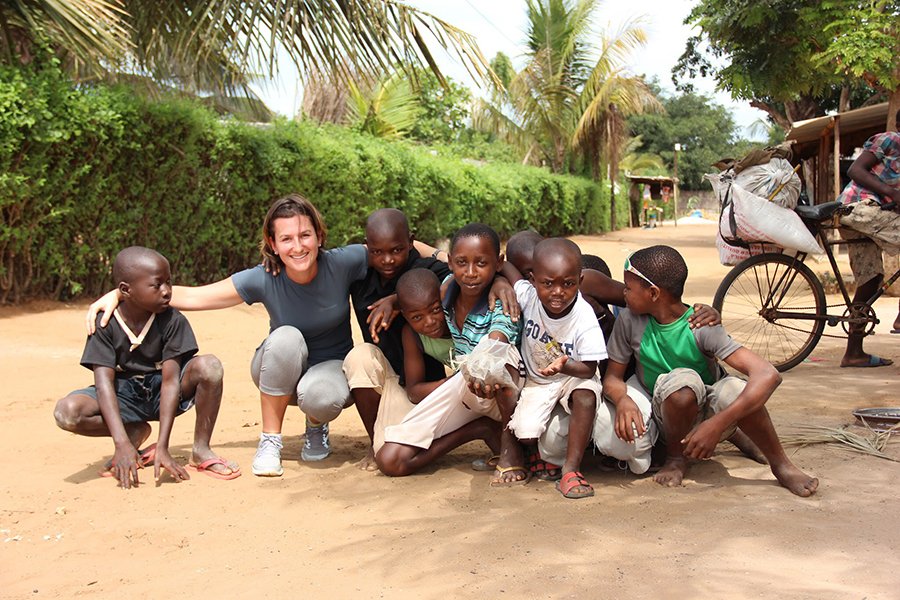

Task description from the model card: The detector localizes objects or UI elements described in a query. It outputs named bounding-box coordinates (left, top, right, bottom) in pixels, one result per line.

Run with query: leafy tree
left=408, top=69, right=472, bottom=144
left=347, top=72, right=422, bottom=139
left=628, top=88, right=739, bottom=189
left=674, top=0, right=897, bottom=130
left=812, top=1, right=900, bottom=131
left=472, top=0, right=661, bottom=228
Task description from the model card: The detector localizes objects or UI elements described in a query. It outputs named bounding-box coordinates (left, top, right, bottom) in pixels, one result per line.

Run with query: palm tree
left=1, top=1, right=494, bottom=99
left=347, top=71, right=422, bottom=139
left=473, top=0, right=661, bottom=228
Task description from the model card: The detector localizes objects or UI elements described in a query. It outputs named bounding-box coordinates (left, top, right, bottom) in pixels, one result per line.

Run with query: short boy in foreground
left=504, top=238, right=606, bottom=498
left=54, top=247, right=237, bottom=488
left=603, top=245, right=818, bottom=497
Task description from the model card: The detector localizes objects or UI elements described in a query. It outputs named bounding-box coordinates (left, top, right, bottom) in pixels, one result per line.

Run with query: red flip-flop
left=186, top=457, right=242, bottom=480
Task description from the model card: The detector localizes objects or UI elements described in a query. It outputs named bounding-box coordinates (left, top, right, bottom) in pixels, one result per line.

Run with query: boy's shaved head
left=396, top=268, right=441, bottom=310
left=629, top=245, right=688, bottom=298
left=366, top=208, right=410, bottom=239
left=506, top=230, right=543, bottom=261
left=533, top=238, right=582, bottom=272
left=113, top=246, right=168, bottom=283
left=450, top=223, right=500, bottom=256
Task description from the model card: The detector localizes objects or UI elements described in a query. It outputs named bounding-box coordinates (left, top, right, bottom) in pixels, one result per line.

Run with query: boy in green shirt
left=603, top=245, right=818, bottom=497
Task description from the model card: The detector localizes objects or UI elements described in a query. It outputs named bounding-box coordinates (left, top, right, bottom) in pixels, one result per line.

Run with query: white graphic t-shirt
left=514, top=279, right=608, bottom=384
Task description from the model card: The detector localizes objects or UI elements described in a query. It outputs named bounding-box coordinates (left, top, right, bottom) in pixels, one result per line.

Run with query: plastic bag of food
left=458, top=337, right=521, bottom=389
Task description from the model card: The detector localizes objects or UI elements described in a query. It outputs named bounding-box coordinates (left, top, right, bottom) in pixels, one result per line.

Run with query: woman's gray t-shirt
left=231, top=245, right=368, bottom=365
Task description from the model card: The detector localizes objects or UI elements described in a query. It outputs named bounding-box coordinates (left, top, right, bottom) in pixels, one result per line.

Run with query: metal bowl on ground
left=852, top=408, right=900, bottom=433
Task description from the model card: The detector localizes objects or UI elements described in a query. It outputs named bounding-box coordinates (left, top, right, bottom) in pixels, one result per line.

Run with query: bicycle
left=712, top=200, right=899, bottom=372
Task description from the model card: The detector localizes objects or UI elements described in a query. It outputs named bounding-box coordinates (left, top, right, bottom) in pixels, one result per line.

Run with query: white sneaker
left=252, top=433, right=284, bottom=476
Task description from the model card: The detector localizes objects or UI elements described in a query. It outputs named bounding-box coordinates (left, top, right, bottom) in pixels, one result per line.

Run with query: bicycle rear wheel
left=713, top=253, right=826, bottom=372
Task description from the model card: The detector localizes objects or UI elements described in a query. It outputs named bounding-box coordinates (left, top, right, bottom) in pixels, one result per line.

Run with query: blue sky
left=250, top=0, right=768, bottom=139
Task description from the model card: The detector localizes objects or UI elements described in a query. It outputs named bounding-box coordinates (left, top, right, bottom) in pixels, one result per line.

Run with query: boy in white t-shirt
left=503, top=238, right=607, bottom=499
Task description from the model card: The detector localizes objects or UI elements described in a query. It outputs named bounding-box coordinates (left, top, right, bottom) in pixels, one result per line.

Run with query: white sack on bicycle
left=733, top=158, right=801, bottom=209
left=729, top=184, right=823, bottom=255
left=458, top=337, right=520, bottom=389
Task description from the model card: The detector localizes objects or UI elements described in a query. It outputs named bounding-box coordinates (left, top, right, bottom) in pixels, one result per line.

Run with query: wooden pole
left=673, top=143, right=680, bottom=227
left=833, top=116, right=842, bottom=200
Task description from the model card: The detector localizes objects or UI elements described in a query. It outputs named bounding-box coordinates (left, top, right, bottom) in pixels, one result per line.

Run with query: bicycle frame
left=768, top=217, right=899, bottom=327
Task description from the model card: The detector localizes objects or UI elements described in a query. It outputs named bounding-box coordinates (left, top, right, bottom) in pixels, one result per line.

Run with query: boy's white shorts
left=508, top=375, right=602, bottom=440
left=539, top=375, right=657, bottom=474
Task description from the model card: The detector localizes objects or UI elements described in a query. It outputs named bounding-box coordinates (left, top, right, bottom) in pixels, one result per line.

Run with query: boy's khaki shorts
left=508, top=375, right=602, bottom=440
left=840, top=199, right=900, bottom=285
left=651, top=367, right=742, bottom=442
left=342, top=343, right=417, bottom=453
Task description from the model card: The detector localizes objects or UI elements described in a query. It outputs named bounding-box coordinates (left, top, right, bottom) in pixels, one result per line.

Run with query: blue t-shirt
left=231, top=245, right=368, bottom=365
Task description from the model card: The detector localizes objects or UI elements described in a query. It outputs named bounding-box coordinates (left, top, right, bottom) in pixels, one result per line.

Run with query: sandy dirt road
left=2, top=223, right=897, bottom=599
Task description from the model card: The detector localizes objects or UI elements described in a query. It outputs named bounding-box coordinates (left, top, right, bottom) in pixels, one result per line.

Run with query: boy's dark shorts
left=70, top=364, right=195, bottom=424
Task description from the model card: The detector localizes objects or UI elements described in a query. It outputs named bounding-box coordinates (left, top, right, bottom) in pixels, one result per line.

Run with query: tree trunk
left=784, top=96, right=820, bottom=124
left=839, top=85, right=851, bottom=113
left=750, top=100, right=791, bottom=131
left=887, top=85, right=900, bottom=132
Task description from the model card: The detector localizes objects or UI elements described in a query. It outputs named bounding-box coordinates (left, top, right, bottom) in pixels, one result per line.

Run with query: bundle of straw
left=780, top=423, right=900, bottom=462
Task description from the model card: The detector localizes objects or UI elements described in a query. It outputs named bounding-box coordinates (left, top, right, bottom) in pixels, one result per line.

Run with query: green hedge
left=0, top=64, right=629, bottom=302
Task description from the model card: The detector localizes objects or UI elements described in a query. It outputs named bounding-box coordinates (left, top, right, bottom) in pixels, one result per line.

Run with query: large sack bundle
left=708, top=173, right=822, bottom=265
left=733, top=157, right=801, bottom=209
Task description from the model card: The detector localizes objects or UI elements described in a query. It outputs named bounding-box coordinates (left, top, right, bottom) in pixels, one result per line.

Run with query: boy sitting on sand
left=375, top=224, right=526, bottom=485
left=54, top=247, right=237, bottom=488
left=603, top=245, right=818, bottom=497
left=344, top=269, right=457, bottom=462
left=503, top=238, right=607, bottom=499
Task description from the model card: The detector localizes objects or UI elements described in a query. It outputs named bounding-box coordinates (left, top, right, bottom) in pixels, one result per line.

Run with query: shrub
left=1, top=64, right=622, bottom=302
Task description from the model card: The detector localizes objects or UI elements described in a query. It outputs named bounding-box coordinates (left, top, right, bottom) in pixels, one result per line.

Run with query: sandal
left=490, top=465, right=530, bottom=487
left=556, top=471, right=594, bottom=499
left=528, top=457, right=562, bottom=481
left=471, top=454, right=500, bottom=472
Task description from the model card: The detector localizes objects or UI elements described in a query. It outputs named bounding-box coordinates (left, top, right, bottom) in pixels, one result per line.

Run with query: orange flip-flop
left=186, top=457, right=242, bottom=480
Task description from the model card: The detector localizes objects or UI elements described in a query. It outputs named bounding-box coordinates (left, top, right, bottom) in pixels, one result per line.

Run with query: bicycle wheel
left=713, top=253, right=826, bottom=372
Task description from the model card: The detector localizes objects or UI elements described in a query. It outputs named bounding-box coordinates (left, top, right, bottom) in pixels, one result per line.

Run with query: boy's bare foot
left=357, top=447, right=378, bottom=472
left=653, top=456, right=688, bottom=487
left=728, top=430, right=768, bottom=464
left=771, top=461, right=819, bottom=497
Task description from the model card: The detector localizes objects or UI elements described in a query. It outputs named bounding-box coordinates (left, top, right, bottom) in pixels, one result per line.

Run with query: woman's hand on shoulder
left=85, top=289, right=122, bottom=334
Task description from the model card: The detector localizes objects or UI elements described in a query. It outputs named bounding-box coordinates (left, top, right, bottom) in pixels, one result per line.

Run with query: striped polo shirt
left=441, top=276, right=520, bottom=355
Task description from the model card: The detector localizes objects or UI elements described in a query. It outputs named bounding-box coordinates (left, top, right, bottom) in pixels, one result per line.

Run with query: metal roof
left=786, top=102, right=899, bottom=159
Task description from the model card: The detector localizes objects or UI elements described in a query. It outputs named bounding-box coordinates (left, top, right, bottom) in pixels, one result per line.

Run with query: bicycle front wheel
left=713, top=253, right=826, bottom=372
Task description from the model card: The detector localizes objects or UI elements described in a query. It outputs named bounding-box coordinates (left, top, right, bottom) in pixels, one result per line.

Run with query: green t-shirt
left=639, top=308, right=716, bottom=392
left=607, top=306, right=742, bottom=394
left=418, top=334, right=455, bottom=369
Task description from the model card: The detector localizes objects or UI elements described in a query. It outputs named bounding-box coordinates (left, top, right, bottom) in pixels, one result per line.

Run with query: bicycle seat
left=795, top=200, right=843, bottom=222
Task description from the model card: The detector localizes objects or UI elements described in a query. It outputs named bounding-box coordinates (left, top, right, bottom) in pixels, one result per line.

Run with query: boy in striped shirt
left=376, top=224, right=527, bottom=486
